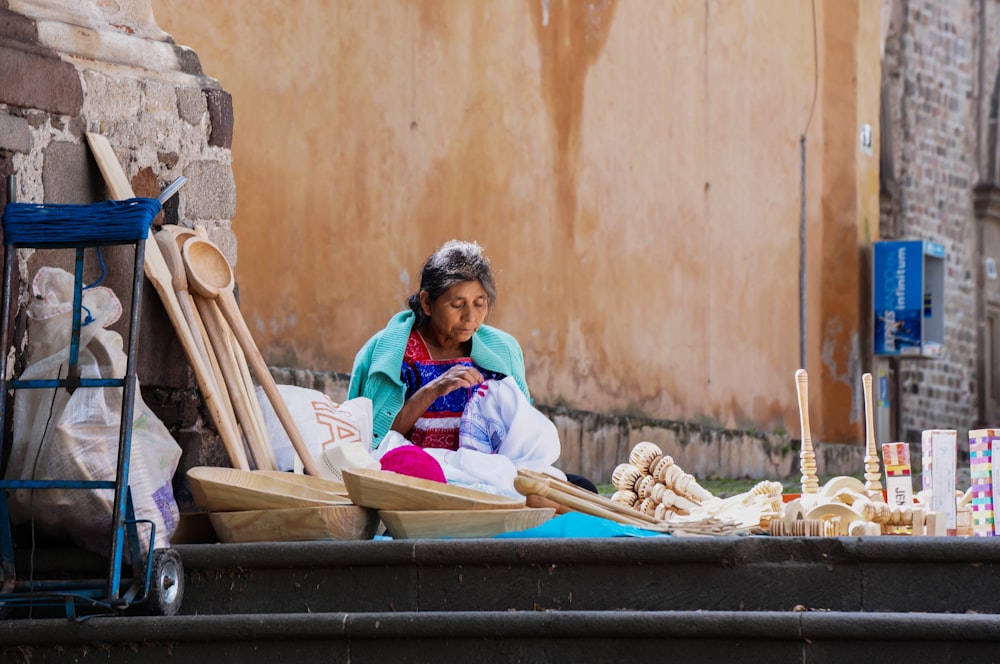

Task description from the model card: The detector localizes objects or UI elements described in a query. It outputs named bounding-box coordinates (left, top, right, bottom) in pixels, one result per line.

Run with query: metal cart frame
left=0, top=193, right=181, bottom=619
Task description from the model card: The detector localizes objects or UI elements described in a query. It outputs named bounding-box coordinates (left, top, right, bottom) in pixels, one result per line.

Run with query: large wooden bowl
left=378, top=507, right=555, bottom=539
left=253, top=470, right=349, bottom=496
left=341, top=468, right=525, bottom=511
left=188, top=466, right=352, bottom=512
left=210, top=505, right=379, bottom=543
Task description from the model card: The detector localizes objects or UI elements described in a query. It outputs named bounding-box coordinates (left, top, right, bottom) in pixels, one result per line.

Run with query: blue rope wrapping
left=1, top=198, right=161, bottom=245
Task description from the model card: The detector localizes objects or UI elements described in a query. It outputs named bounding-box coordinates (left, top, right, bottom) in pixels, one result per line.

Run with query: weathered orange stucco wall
left=152, top=0, right=880, bottom=444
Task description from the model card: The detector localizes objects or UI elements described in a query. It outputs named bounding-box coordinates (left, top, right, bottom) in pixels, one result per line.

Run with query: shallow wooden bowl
left=341, top=468, right=525, bottom=511
left=378, top=507, right=555, bottom=539
left=188, top=466, right=352, bottom=512
left=209, top=505, right=379, bottom=543
left=253, top=470, right=349, bottom=496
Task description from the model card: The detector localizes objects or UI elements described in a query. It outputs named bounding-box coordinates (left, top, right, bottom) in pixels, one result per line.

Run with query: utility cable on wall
left=800, top=0, right=819, bottom=372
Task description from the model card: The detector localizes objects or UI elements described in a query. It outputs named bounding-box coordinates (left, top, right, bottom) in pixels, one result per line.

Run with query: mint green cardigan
left=348, top=310, right=530, bottom=449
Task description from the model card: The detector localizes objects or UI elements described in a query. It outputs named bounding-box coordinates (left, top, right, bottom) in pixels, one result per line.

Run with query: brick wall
left=882, top=0, right=984, bottom=440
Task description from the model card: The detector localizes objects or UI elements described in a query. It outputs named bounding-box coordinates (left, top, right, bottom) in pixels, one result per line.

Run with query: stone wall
left=881, top=0, right=984, bottom=440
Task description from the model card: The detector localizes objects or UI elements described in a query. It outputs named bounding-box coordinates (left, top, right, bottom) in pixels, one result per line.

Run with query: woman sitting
left=348, top=239, right=595, bottom=492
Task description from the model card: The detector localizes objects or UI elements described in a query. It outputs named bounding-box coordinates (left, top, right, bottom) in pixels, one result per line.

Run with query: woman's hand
left=427, top=364, right=484, bottom=399
left=390, top=364, right=483, bottom=437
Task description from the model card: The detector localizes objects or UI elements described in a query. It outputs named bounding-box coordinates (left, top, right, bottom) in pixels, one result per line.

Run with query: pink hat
left=380, top=445, right=447, bottom=484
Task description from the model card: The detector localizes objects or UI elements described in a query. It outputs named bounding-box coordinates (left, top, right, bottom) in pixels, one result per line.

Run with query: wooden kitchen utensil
left=378, top=507, right=555, bottom=539
left=167, top=225, right=271, bottom=462
left=341, top=468, right=525, bottom=511
left=159, top=226, right=231, bottom=408
left=209, top=504, right=379, bottom=543
left=253, top=470, right=349, bottom=497
left=193, top=292, right=276, bottom=470
left=182, top=236, right=320, bottom=476
left=795, top=369, right=819, bottom=496
left=187, top=466, right=351, bottom=512
left=513, top=473, right=668, bottom=531
left=85, top=132, right=250, bottom=470
left=517, top=469, right=664, bottom=526
left=862, top=372, right=884, bottom=497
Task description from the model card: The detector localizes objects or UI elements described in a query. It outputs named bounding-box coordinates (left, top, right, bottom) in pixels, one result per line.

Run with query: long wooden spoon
left=166, top=225, right=268, bottom=465
left=182, top=237, right=322, bottom=477
left=156, top=230, right=250, bottom=471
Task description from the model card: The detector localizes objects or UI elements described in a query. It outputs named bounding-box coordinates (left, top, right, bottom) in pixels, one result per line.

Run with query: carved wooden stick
left=796, top=369, right=819, bottom=494
left=862, top=372, right=884, bottom=498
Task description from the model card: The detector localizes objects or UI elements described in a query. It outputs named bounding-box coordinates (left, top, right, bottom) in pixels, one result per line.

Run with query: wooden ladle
left=156, top=230, right=250, bottom=471
left=182, top=237, right=322, bottom=477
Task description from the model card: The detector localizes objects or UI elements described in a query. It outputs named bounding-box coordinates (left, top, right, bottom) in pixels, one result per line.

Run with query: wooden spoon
left=167, top=226, right=269, bottom=462
left=159, top=225, right=238, bottom=420
left=182, top=237, right=322, bottom=477
left=156, top=230, right=250, bottom=471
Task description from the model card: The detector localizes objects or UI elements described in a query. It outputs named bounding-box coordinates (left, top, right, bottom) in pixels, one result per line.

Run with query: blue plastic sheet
left=494, top=511, right=669, bottom=538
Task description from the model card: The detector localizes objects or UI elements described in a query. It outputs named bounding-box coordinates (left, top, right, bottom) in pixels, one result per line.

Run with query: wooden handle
left=513, top=475, right=666, bottom=531
left=795, top=369, right=818, bottom=494
left=862, top=372, right=883, bottom=494
left=196, top=295, right=276, bottom=471
left=795, top=369, right=811, bottom=448
left=518, top=469, right=661, bottom=525
left=525, top=493, right=570, bottom=514
left=231, top=337, right=271, bottom=461
left=216, top=291, right=322, bottom=477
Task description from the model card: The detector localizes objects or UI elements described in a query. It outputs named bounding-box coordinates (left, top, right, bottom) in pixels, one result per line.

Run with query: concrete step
left=7, top=536, right=1000, bottom=662
left=169, top=536, right=1000, bottom=615
left=4, top=610, right=1000, bottom=664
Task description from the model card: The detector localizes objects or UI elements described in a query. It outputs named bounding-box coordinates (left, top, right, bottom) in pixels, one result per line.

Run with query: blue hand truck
left=0, top=182, right=183, bottom=619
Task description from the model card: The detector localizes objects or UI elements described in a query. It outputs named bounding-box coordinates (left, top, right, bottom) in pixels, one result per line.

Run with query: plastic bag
left=256, top=384, right=375, bottom=476
left=4, top=267, right=182, bottom=558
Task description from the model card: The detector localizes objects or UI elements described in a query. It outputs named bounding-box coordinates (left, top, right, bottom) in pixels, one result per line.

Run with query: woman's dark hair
left=407, top=240, right=497, bottom=327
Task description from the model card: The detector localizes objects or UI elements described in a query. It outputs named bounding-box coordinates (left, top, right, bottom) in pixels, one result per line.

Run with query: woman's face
left=420, top=279, right=490, bottom=346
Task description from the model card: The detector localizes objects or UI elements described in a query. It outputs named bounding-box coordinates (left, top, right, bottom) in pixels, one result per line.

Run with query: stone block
left=175, top=85, right=207, bottom=125
left=137, top=284, right=194, bottom=389
left=550, top=412, right=582, bottom=474
left=43, top=140, right=104, bottom=203
left=205, top=88, right=233, bottom=148
left=142, top=78, right=176, bottom=118
left=0, top=44, right=82, bottom=115
left=0, top=155, right=13, bottom=209
left=80, top=70, right=141, bottom=123
left=0, top=112, right=31, bottom=153
left=183, top=159, right=236, bottom=220
left=0, top=8, right=37, bottom=44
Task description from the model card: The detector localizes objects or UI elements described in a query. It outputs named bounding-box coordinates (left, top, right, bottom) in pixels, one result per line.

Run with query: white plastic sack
left=256, top=384, right=374, bottom=473
left=5, top=267, right=182, bottom=558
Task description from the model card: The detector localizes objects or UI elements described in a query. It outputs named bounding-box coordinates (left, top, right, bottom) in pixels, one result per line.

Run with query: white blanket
left=374, top=377, right=566, bottom=497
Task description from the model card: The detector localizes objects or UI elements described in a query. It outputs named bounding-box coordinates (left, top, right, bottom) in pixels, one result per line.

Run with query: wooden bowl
left=209, top=505, right=379, bottom=543
left=187, top=466, right=352, bottom=512
left=253, top=470, right=349, bottom=496
left=341, top=468, right=525, bottom=511
left=378, top=507, right=555, bottom=539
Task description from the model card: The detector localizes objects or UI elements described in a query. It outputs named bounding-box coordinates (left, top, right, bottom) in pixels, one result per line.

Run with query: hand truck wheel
left=144, top=548, right=184, bottom=616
